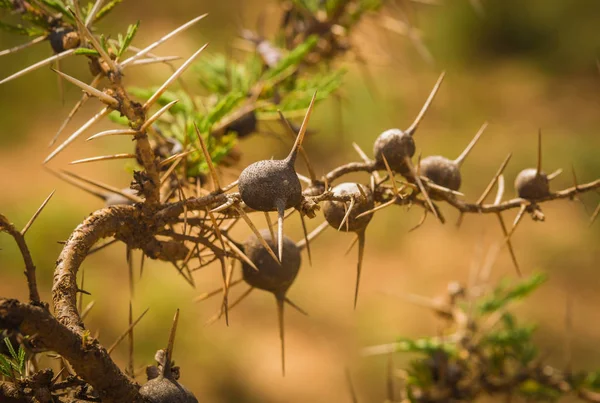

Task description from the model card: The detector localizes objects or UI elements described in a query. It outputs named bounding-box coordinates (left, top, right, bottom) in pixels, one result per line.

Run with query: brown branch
left=438, top=179, right=600, bottom=214
left=0, top=215, right=41, bottom=304
left=52, top=205, right=138, bottom=334
left=307, top=159, right=600, bottom=217
left=0, top=299, right=143, bottom=403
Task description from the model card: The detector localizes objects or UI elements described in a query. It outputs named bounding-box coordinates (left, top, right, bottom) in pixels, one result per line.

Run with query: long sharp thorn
left=277, top=201, right=285, bottom=263
left=352, top=142, right=370, bottom=162
left=204, top=287, right=253, bottom=326
left=454, top=121, right=488, bottom=167
left=299, top=213, right=312, bottom=266
left=107, top=308, right=150, bottom=354
left=338, top=197, right=355, bottom=232
left=536, top=129, right=543, bottom=176
left=589, top=202, right=600, bottom=227
left=85, top=0, right=104, bottom=26
left=128, top=56, right=183, bottom=66
left=78, top=267, right=85, bottom=313
left=159, top=151, right=195, bottom=168
left=346, top=368, right=359, bottom=403
left=0, top=35, right=46, bottom=57
left=56, top=58, right=65, bottom=106
left=144, top=44, right=209, bottom=110
left=87, top=129, right=137, bottom=141
left=121, top=14, right=209, bottom=66
left=50, top=74, right=102, bottom=147
left=278, top=110, right=316, bottom=181
left=222, top=237, right=258, bottom=271
left=286, top=91, right=317, bottom=164
left=381, top=154, right=399, bottom=196
left=476, top=153, right=512, bottom=206
left=547, top=168, right=563, bottom=181
left=387, top=353, right=395, bottom=402
left=70, top=10, right=118, bottom=73
left=194, top=279, right=243, bottom=302
left=140, top=252, right=145, bottom=279
left=564, top=293, right=573, bottom=375
left=496, top=213, right=521, bottom=277
left=140, top=100, right=179, bottom=132
left=21, top=190, right=55, bottom=235
left=81, top=300, right=95, bottom=320
left=276, top=296, right=286, bottom=376
left=51, top=68, right=119, bottom=106
left=127, top=247, right=134, bottom=298
left=88, top=239, right=117, bottom=255
left=354, top=231, right=366, bottom=309
left=494, top=175, right=505, bottom=205
left=208, top=211, right=229, bottom=325
left=405, top=156, right=439, bottom=221
left=355, top=198, right=395, bottom=219
left=69, top=153, right=136, bottom=165
left=296, top=221, right=329, bottom=250
left=506, top=204, right=527, bottom=240
left=60, top=170, right=142, bottom=203
left=265, top=212, right=276, bottom=240
left=127, top=302, right=134, bottom=376
left=164, top=309, right=180, bottom=376
left=236, top=206, right=280, bottom=264
left=194, top=123, right=221, bottom=190
left=284, top=297, right=308, bottom=316
left=0, top=49, right=75, bottom=85
left=405, top=71, right=445, bottom=136
left=345, top=234, right=359, bottom=256
left=45, top=107, right=110, bottom=164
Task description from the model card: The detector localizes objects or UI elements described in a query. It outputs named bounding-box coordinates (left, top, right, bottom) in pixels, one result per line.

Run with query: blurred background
left=1, top=0, right=600, bottom=401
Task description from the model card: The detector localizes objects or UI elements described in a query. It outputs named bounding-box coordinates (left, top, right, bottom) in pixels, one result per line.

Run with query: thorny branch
left=0, top=299, right=142, bottom=403
left=0, top=215, right=41, bottom=305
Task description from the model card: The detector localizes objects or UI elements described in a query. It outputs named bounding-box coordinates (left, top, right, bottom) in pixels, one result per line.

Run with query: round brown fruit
left=238, top=160, right=302, bottom=212
left=373, top=129, right=415, bottom=175
left=514, top=168, right=550, bottom=200
left=322, top=183, right=374, bottom=232
left=242, top=230, right=301, bottom=295
left=139, top=375, right=198, bottom=403
left=419, top=156, right=461, bottom=191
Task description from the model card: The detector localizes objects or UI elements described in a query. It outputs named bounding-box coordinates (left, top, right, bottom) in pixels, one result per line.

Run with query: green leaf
left=93, top=0, right=123, bottom=22
left=479, top=273, right=547, bottom=314
left=40, top=0, right=71, bottom=17
left=197, top=91, right=246, bottom=134
left=394, top=337, right=458, bottom=356
left=117, top=21, right=140, bottom=58
left=17, top=345, right=26, bottom=373
left=4, top=337, right=17, bottom=360
left=74, top=47, right=100, bottom=56
left=0, top=354, right=13, bottom=378
left=262, top=35, right=318, bottom=81
left=0, top=0, right=14, bottom=9
left=107, top=110, right=130, bottom=126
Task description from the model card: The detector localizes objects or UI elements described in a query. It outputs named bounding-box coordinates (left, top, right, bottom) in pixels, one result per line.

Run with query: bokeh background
left=1, top=0, right=600, bottom=401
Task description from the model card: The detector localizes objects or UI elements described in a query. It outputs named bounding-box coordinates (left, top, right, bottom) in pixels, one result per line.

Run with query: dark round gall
left=139, top=375, right=198, bottom=403
left=322, top=183, right=374, bottom=232
left=514, top=168, right=550, bottom=200
left=49, top=27, right=80, bottom=54
left=419, top=156, right=461, bottom=191
left=373, top=129, right=416, bottom=174
left=238, top=159, right=302, bottom=212
left=242, top=230, right=301, bottom=295
left=224, top=111, right=257, bottom=138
